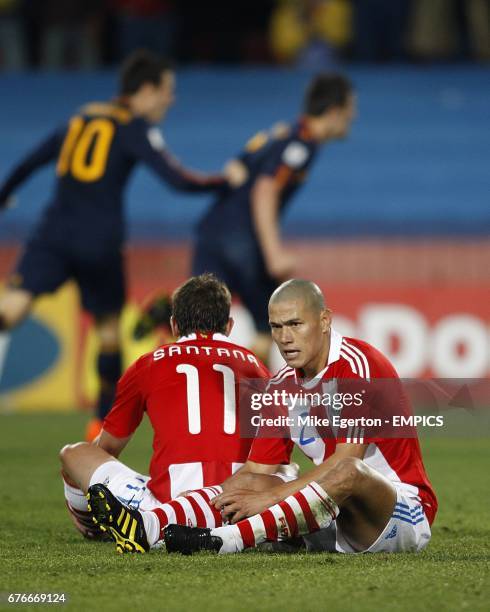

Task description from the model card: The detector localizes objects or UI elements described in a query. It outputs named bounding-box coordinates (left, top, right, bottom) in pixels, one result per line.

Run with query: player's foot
left=133, top=293, right=172, bottom=340
left=65, top=501, right=112, bottom=542
left=87, top=483, right=149, bottom=553
left=163, top=525, right=223, bottom=555
left=85, top=418, right=103, bottom=442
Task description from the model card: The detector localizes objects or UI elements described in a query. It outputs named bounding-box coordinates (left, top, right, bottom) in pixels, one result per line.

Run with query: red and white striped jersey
left=103, top=333, right=270, bottom=502
left=249, top=329, right=438, bottom=525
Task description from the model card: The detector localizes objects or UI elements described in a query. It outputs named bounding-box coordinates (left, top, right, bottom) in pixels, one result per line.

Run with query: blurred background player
left=137, top=73, right=356, bottom=364
left=192, top=73, right=355, bottom=362
left=0, top=50, right=226, bottom=440
left=59, top=273, right=277, bottom=550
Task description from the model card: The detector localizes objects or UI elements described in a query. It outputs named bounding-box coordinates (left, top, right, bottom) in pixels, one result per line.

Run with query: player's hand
left=211, top=488, right=276, bottom=524
left=266, top=250, right=297, bottom=281
left=223, top=159, right=248, bottom=188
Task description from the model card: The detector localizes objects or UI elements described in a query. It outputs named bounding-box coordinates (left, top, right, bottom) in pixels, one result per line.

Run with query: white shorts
left=89, top=461, right=163, bottom=512
left=335, top=483, right=432, bottom=553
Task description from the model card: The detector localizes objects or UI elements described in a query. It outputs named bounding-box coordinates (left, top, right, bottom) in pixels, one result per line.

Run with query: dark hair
left=304, top=73, right=353, bottom=116
left=172, top=274, right=231, bottom=337
left=119, top=50, right=173, bottom=95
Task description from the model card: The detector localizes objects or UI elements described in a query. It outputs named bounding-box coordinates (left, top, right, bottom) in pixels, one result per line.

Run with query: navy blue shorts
left=12, top=238, right=125, bottom=317
left=192, top=237, right=277, bottom=333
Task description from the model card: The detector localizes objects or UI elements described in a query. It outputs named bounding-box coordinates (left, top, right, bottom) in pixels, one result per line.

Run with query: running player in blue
left=193, top=74, right=356, bottom=361
left=0, top=50, right=226, bottom=439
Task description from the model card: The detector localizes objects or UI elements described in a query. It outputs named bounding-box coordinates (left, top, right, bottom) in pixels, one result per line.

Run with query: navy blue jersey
left=197, top=119, right=318, bottom=244
left=0, top=101, right=225, bottom=251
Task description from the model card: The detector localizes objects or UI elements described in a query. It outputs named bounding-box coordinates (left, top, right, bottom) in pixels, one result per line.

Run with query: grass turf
left=0, top=414, right=488, bottom=612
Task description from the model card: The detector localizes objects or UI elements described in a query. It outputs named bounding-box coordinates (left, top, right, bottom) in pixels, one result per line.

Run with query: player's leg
left=0, top=288, right=33, bottom=379
left=233, top=256, right=278, bottom=364
left=60, top=441, right=152, bottom=550
left=60, top=441, right=118, bottom=492
left=93, top=312, right=122, bottom=424
left=219, top=457, right=395, bottom=552
left=59, top=437, right=218, bottom=551
left=165, top=458, right=397, bottom=554
left=316, top=457, right=396, bottom=550
left=77, top=250, right=125, bottom=440
left=0, top=240, right=69, bottom=380
left=60, top=441, right=119, bottom=540
left=145, top=464, right=301, bottom=548
left=85, top=465, right=300, bottom=553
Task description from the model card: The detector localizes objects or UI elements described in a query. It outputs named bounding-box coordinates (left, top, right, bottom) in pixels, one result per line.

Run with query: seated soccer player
left=60, top=274, right=295, bottom=553
left=163, top=280, right=438, bottom=555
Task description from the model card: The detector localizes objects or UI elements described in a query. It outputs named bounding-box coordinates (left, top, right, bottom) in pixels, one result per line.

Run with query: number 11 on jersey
left=176, top=364, right=237, bottom=435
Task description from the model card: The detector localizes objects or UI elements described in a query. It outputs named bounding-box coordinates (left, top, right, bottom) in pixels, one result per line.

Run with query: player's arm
left=251, top=175, right=295, bottom=280
left=251, top=137, right=312, bottom=280
left=94, top=429, right=131, bottom=458
left=219, top=459, right=280, bottom=494
left=240, top=460, right=280, bottom=475
left=98, top=357, right=147, bottom=455
left=0, top=128, right=64, bottom=208
left=122, top=121, right=226, bottom=193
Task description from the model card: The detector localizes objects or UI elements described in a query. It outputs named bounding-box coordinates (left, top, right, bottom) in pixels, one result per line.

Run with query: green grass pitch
left=0, top=413, right=489, bottom=611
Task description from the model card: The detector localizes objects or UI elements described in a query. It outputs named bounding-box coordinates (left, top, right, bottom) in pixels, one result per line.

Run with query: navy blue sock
left=96, top=350, right=122, bottom=420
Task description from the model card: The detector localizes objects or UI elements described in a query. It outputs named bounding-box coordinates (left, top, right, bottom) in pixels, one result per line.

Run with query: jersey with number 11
left=103, top=333, right=270, bottom=502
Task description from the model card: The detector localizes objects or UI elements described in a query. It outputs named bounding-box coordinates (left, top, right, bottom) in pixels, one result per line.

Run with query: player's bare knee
left=59, top=442, right=89, bottom=469
left=99, top=335, right=121, bottom=353
left=59, top=444, right=74, bottom=468
left=95, top=318, right=121, bottom=352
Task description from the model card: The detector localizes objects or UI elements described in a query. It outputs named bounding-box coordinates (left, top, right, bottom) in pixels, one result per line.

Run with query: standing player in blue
left=0, top=50, right=226, bottom=439
left=192, top=74, right=356, bottom=361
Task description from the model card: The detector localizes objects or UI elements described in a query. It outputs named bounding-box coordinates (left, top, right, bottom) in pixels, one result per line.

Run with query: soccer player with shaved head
left=164, top=279, right=438, bottom=556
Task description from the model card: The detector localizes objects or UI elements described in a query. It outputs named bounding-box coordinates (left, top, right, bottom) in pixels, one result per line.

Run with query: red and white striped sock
left=212, top=481, right=339, bottom=553
left=142, top=485, right=224, bottom=546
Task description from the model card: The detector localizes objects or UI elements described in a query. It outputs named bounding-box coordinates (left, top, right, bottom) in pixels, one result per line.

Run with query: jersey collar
left=177, top=332, right=232, bottom=344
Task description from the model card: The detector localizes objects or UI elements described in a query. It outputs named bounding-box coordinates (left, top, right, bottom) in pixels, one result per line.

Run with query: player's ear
left=225, top=317, right=234, bottom=336
left=320, top=309, right=332, bottom=333
left=170, top=316, right=179, bottom=338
